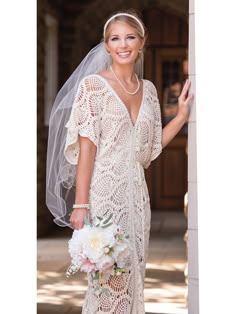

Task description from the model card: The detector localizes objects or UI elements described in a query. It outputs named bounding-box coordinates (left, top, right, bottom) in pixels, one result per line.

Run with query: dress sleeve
left=64, top=76, right=100, bottom=165
left=149, top=83, right=162, bottom=164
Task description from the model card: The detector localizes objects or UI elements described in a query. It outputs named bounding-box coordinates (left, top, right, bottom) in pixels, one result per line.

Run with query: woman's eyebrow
left=110, top=33, right=137, bottom=37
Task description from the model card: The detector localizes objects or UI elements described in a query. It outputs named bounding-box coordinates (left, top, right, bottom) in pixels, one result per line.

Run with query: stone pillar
left=187, top=0, right=199, bottom=313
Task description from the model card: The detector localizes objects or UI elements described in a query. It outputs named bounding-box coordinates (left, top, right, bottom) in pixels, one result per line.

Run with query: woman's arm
left=69, top=136, right=97, bottom=230
left=162, top=79, right=193, bottom=149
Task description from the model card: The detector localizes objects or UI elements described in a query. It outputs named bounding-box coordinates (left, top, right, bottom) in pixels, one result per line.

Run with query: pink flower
left=96, top=255, right=114, bottom=272
left=80, top=259, right=96, bottom=273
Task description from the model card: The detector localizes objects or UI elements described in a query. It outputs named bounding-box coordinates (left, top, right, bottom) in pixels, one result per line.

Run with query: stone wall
left=187, top=0, right=199, bottom=312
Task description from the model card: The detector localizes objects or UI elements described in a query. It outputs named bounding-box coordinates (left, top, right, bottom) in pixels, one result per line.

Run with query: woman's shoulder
left=143, top=79, right=158, bottom=96
left=79, top=73, right=107, bottom=93
left=143, top=79, right=156, bottom=90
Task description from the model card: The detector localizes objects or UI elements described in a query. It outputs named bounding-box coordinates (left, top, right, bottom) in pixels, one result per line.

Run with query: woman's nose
left=120, top=38, right=128, bottom=48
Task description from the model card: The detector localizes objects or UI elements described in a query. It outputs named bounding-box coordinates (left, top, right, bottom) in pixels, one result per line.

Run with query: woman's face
left=105, top=21, right=144, bottom=66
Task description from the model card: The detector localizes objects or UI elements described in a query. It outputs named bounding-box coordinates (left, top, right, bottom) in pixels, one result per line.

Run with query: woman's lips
left=117, top=51, right=131, bottom=58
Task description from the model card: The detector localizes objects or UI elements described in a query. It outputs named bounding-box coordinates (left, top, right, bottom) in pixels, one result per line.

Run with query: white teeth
left=118, top=52, right=130, bottom=57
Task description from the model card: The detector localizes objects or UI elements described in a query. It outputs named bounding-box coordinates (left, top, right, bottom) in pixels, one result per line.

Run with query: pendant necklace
left=110, top=65, right=140, bottom=95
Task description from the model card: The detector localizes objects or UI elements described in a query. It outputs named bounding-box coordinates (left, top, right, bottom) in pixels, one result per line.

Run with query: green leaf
left=102, top=287, right=110, bottom=297
left=94, top=285, right=99, bottom=292
left=96, top=216, right=103, bottom=221
left=84, top=216, right=92, bottom=226
left=102, top=222, right=113, bottom=229
left=103, top=213, right=113, bottom=225
left=103, top=209, right=109, bottom=217
left=93, top=272, right=99, bottom=280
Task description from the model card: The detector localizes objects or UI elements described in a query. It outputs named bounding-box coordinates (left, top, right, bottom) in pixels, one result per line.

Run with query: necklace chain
left=110, top=65, right=140, bottom=95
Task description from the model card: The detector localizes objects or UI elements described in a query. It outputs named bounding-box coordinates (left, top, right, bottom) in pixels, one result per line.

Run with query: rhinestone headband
left=103, top=13, right=145, bottom=38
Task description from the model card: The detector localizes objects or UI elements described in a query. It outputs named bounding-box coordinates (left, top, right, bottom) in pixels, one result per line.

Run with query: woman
left=46, top=10, right=193, bottom=314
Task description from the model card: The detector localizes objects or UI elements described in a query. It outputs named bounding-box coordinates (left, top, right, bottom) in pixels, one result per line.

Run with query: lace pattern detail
left=64, top=75, right=162, bottom=313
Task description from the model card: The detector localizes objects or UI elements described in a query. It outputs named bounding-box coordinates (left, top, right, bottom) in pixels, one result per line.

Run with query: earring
left=107, top=51, right=111, bottom=55
left=138, top=49, right=142, bottom=54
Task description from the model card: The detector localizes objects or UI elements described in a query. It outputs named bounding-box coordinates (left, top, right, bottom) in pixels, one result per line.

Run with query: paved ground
left=37, top=211, right=188, bottom=314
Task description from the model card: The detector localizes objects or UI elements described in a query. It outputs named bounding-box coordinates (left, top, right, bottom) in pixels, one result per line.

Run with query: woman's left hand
left=177, top=79, right=194, bottom=122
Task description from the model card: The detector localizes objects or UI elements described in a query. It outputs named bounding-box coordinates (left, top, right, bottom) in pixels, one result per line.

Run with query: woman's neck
left=111, top=63, right=136, bottom=83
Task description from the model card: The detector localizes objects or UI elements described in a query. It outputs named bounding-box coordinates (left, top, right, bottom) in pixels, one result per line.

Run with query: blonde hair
left=104, top=12, right=145, bottom=41
left=103, top=11, right=146, bottom=62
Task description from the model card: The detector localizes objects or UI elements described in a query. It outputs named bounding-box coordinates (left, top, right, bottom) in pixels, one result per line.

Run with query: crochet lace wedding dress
left=64, top=74, right=162, bottom=313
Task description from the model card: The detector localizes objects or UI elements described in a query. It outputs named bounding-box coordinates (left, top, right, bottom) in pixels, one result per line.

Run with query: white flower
left=77, top=225, right=116, bottom=263
left=108, top=224, right=120, bottom=235
left=68, top=230, right=84, bottom=267
left=96, top=255, right=114, bottom=272
left=112, top=240, right=130, bottom=268
left=66, top=215, right=130, bottom=288
left=80, top=259, right=96, bottom=273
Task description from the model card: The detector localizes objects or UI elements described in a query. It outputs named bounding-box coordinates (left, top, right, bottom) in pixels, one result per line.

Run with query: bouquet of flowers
left=66, top=212, right=130, bottom=296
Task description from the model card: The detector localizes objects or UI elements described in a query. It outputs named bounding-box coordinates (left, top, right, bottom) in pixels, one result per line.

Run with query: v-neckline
left=94, top=74, right=145, bottom=128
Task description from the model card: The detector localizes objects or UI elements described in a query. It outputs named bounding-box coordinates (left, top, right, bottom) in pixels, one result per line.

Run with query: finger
left=185, top=93, right=194, bottom=104
left=71, top=221, right=75, bottom=230
left=180, top=80, right=191, bottom=98
left=69, top=219, right=73, bottom=228
left=70, top=217, right=77, bottom=230
left=78, top=221, right=84, bottom=230
left=74, top=219, right=82, bottom=230
left=182, top=80, right=191, bottom=97
left=74, top=222, right=79, bottom=230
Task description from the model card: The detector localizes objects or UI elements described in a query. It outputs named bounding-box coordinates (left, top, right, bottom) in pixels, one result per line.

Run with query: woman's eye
left=111, top=37, right=118, bottom=41
left=127, top=36, right=136, bottom=40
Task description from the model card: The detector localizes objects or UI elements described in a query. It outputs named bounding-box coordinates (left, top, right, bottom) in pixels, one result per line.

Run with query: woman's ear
left=140, top=39, right=145, bottom=50
left=104, top=42, right=110, bottom=54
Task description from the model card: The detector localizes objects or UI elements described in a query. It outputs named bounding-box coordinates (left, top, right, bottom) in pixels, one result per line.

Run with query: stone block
left=188, top=229, right=199, bottom=279
left=189, top=0, right=195, bottom=14
left=189, top=13, right=195, bottom=75
left=188, top=121, right=197, bottom=182
left=188, top=74, right=196, bottom=122
left=188, top=277, right=199, bottom=314
left=188, top=181, right=198, bottom=229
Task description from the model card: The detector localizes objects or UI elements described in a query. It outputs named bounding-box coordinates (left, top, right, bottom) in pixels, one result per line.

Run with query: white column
left=188, top=0, right=199, bottom=313
left=195, top=1, right=236, bottom=313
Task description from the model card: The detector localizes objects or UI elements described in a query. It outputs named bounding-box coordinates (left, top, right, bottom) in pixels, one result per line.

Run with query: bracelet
left=73, top=204, right=90, bottom=210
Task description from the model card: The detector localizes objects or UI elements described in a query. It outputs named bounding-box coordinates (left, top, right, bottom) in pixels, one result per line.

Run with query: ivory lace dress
left=64, top=74, right=162, bottom=314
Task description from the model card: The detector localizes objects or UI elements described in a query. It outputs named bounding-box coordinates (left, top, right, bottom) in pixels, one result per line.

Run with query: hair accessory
left=103, top=13, right=145, bottom=38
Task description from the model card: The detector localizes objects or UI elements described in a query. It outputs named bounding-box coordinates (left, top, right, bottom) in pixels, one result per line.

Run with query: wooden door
left=144, top=47, right=188, bottom=210
left=142, top=7, right=188, bottom=211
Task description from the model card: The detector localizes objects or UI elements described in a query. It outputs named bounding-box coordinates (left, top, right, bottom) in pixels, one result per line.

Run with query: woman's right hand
left=70, top=208, right=89, bottom=230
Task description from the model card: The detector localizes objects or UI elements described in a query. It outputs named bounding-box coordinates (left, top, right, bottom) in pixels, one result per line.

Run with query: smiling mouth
left=117, top=51, right=131, bottom=58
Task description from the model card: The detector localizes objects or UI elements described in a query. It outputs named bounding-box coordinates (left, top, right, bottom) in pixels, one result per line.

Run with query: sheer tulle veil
left=46, top=22, right=144, bottom=228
